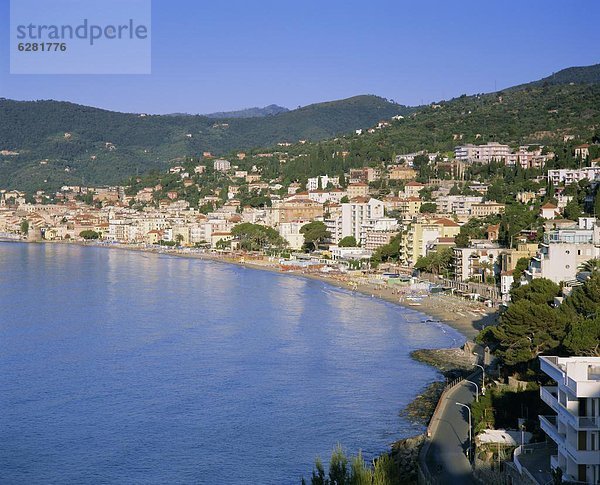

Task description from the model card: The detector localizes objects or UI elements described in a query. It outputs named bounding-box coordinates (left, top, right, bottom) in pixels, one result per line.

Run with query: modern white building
left=278, top=220, right=309, bottom=250
left=454, top=142, right=511, bottom=163
left=213, top=159, right=231, bottom=172
left=306, top=175, right=340, bottom=191
left=525, top=218, right=600, bottom=284
left=329, top=246, right=373, bottom=261
left=547, top=167, right=600, bottom=186
left=539, top=356, right=600, bottom=484
left=340, top=197, right=385, bottom=245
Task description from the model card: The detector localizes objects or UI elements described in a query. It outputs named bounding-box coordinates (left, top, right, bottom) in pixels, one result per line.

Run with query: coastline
left=3, top=239, right=497, bottom=340
left=6, top=240, right=494, bottom=464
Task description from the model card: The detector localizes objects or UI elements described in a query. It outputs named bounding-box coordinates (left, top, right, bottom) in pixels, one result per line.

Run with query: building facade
left=539, top=356, right=600, bottom=484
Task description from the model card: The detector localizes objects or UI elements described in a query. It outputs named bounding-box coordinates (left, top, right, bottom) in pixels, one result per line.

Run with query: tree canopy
left=479, top=273, right=600, bottom=368
left=300, top=221, right=331, bottom=251
left=231, top=222, right=286, bottom=251
left=338, top=236, right=358, bottom=247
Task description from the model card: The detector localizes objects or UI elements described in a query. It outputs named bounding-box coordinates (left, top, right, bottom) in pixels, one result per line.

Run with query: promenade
left=423, top=375, right=480, bottom=484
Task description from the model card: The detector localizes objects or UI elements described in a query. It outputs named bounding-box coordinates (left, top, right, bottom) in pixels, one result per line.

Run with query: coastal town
left=4, top=1, right=600, bottom=483
left=3, top=123, right=600, bottom=484
left=10, top=70, right=600, bottom=485
left=2, top=136, right=599, bottom=304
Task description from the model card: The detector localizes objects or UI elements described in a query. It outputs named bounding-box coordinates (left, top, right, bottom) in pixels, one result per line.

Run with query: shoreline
left=2, top=239, right=497, bottom=340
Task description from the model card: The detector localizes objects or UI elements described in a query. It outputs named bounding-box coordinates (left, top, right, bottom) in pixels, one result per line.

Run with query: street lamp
left=465, top=380, right=480, bottom=401
left=474, top=363, right=485, bottom=394
left=456, top=402, right=472, bottom=460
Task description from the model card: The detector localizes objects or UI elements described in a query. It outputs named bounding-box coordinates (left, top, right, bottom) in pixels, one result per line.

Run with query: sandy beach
left=187, top=251, right=496, bottom=340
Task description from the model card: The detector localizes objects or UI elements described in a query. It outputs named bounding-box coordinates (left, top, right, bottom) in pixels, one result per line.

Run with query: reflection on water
left=0, top=243, right=465, bottom=484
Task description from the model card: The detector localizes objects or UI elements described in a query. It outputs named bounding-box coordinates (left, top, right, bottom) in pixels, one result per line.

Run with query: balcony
left=577, top=415, right=600, bottom=430
left=540, top=416, right=600, bottom=465
left=566, top=375, right=600, bottom=398
left=539, top=415, right=565, bottom=445
left=540, top=356, right=565, bottom=383
left=540, top=386, right=560, bottom=413
left=572, top=449, right=600, bottom=465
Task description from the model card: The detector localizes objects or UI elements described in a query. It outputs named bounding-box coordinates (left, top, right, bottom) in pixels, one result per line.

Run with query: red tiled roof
left=434, top=218, right=459, bottom=227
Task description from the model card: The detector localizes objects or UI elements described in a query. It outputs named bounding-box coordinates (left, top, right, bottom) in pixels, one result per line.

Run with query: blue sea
left=0, top=243, right=464, bottom=484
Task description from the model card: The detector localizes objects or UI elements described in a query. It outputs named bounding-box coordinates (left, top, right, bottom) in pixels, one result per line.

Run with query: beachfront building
left=329, top=246, right=373, bottom=262
left=499, top=243, right=539, bottom=274
left=361, top=217, right=399, bottom=251
left=400, top=218, right=460, bottom=266
left=524, top=218, right=600, bottom=285
left=452, top=241, right=504, bottom=282
left=538, top=356, right=600, bottom=484
left=340, top=197, right=385, bottom=245
left=270, top=198, right=324, bottom=226
left=278, top=220, right=309, bottom=250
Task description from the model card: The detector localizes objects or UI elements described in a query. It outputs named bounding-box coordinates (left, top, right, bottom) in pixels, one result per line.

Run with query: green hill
left=1, top=63, right=600, bottom=192
left=237, top=83, right=600, bottom=185
left=204, top=104, right=289, bottom=118
left=506, top=63, right=600, bottom=91
left=0, top=95, right=409, bottom=190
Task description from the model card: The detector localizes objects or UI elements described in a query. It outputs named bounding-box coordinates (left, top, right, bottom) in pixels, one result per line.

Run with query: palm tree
left=578, top=258, right=600, bottom=273
left=479, top=260, right=494, bottom=281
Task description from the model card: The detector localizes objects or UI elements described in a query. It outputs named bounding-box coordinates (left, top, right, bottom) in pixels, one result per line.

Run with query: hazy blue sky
left=1, top=0, right=599, bottom=114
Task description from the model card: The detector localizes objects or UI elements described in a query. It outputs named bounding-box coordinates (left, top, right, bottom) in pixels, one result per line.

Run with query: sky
left=0, top=0, right=599, bottom=114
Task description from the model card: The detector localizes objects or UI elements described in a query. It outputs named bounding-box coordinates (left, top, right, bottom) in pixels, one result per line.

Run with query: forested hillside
left=1, top=63, right=599, bottom=191
left=233, top=83, right=600, bottom=185
left=0, top=95, right=409, bottom=190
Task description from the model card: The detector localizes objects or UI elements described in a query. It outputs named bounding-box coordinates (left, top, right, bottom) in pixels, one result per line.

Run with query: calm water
left=0, top=243, right=464, bottom=484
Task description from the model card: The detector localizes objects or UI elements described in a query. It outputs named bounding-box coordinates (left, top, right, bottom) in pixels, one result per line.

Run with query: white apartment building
left=278, top=221, right=309, bottom=250
left=340, top=198, right=385, bottom=245
left=325, top=216, right=343, bottom=245
left=308, top=189, right=346, bottom=204
left=108, top=220, right=139, bottom=242
left=525, top=218, right=600, bottom=284
left=454, top=142, right=511, bottom=163
left=436, top=195, right=483, bottom=215
left=453, top=241, right=504, bottom=282
left=213, top=159, right=231, bottom=172
left=394, top=151, right=438, bottom=166
left=361, top=218, right=399, bottom=250
left=330, top=246, right=373, bottom=261
left=499, top=271, right=514, bottom=302
left=539, top=356, right=600, bottom=484
left=547, top=167, right=600, bottom=186
left=306, top=175, right=340, bottom=191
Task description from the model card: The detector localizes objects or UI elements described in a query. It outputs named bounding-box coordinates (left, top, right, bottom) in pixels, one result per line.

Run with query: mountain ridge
left=204, top=104, right=290, bottom=118
left=1, top=63, right=600, bottom=191
left=0, top=94, right=410, bottom=190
